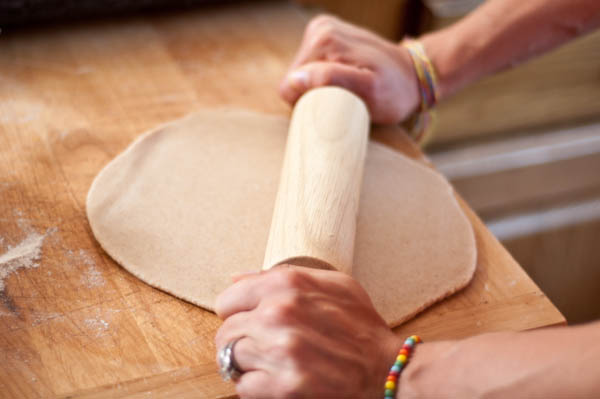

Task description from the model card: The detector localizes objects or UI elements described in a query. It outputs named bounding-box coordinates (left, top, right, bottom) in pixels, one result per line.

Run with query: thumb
left=279, top=61, right=374, bottom=106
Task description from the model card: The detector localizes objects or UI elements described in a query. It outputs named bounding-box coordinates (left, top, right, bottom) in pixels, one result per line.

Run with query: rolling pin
left=262, top=86, right=370, bottom=274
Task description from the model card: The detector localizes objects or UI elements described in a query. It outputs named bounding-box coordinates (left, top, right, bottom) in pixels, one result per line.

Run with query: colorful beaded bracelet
left=402, top=39, right=439, bottom=146
left=383, top=335, right=422, bottom=398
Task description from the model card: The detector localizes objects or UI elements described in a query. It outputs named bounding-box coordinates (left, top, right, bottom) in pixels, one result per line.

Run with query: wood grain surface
left=0, top=1, right=565, bottom=398
left=263, top=87, right=369, bottom=273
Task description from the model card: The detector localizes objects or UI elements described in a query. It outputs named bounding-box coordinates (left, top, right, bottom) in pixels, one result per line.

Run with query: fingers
left=215, top=272, right=266, bottom=319
left=216, top=266, right=314, bottom=319
left=216, top=266, right=373, bottom=320
left=215, top=306, right=305, bottom=376
left=215, top=310, right=251, bottom=353
left=215, top=264, right=391, bottom=398
left=231, top=270, right=261, bottom=283
left=280, top=14, right=376, bottom=105
left=290, top=14, right=370, bottom=71
left=233, top=337, right=262, bottom=373
left=215, top=312, right=266, bottom=373
left=288, top=14, right=346, bottom=71
left=280, top=13, right=419, bottom=123
left=279, top=61, right=375, bottom=106
left=235, top=370, right=278, bottom=399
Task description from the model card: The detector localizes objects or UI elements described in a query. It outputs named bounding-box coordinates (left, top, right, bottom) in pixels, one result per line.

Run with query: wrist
left=419, top=24, right=480, bottom=102
left=419, top=30, right=457, bottom=101
left=397, top=39, right=439, bottom=144
left=376, top=333, right=407, bottom=396
left=396, top=339, right=456, bottom=398
left=380, top=335, right=425, bottom=398
left=392, top=43, right=422, bottom=120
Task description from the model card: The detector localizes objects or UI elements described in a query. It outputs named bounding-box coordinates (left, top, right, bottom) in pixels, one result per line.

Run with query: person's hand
left=215, top=266, right=402, bottom=398
left=279, top=15, right=420, bottom=124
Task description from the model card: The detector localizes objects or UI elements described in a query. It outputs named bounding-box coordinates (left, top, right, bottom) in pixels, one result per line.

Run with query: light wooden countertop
left=0, top=2, right=565, bottom=398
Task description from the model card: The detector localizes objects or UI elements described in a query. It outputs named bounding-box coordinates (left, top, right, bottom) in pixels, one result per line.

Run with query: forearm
left=399, top=321, right=600, bottom=397
left=420, top=0, right=600, bottom=100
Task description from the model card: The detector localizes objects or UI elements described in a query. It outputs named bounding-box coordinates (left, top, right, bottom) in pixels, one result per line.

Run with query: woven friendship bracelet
left=402, top=40, right=439, bottom=145
left=383, top=335, right=422, bottom=398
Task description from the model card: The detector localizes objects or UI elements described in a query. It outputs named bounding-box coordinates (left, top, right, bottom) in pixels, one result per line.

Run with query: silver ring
left=218, top=338, right=244, bottom=382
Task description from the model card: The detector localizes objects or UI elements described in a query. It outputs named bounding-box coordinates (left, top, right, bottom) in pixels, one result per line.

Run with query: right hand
left=215, top=266, right=402, bottom=398
left=279, top=15, right=421, bottom=124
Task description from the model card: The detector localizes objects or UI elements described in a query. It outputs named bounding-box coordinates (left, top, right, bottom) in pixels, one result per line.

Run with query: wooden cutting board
left=0, top=2, right=565, bottom=398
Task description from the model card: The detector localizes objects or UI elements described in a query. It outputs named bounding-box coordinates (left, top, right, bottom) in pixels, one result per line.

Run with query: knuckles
left=259, top=292, right=304, bottom=325
left=306, top=14, right=338, bottom=35
left=313, top=25, right=338, bottom=48
left=268, top=267, right=306, bottom=290
left=268, top=330, right=306, bottom=363
left=305, top=14, right=345, bottom=51
left=334, top=270, right=364, bottom=295
left=259, top=302, right=291, bottom=325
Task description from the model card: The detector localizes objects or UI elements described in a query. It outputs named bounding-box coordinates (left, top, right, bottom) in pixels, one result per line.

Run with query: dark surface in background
left=0, top=0, right=234, bottom=26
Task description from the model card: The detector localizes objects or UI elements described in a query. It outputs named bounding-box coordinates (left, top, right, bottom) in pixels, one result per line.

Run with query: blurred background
left=2, top=0, right=599, bottom=324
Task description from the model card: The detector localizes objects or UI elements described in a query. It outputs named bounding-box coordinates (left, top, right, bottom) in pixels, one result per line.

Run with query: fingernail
left=288, top=70, right=309, bottom=88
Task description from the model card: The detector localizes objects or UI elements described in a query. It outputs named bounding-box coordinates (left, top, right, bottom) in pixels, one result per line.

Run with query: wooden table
left=0, top=1, right=565, bottom=397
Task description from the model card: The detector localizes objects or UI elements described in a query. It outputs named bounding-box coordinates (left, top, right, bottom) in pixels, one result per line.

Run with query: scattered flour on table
left=14, top=209, right=35, bottom=234
left=0, top=210, right=57, bottom=292
left=0, top=232, right=45, bottom=291
left=70, top=249, right=105, bottom=288
left=84, top=317, right=110, bottom=338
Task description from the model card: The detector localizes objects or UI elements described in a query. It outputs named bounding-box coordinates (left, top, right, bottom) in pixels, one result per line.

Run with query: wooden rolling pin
left=262, top=86, right=370, bottom=274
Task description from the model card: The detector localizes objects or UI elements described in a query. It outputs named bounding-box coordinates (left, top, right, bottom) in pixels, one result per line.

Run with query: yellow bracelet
left=402, top=40, right=439, bottom=146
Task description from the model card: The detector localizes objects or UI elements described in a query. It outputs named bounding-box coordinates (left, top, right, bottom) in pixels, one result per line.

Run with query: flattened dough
left=86, top=109, right=476, bottom=327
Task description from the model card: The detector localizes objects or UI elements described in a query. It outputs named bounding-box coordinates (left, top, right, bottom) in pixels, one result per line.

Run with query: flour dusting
left=84, top=317, right=109, bottom=337
left=14, top=209, right=35, bottom=234
left=75, top=249, right=105, bottom=288
left=0, top=232, right=45, bottom=291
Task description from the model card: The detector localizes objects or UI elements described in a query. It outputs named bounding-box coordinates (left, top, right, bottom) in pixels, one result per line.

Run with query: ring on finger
left=218, top=337, right=244, bottom=382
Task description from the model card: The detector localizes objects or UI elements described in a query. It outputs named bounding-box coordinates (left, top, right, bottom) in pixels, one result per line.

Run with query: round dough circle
left=86, top=109, right=476, bottom=326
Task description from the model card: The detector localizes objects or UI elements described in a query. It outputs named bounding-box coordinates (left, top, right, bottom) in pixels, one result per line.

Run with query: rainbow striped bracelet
left=383, top=335, right=422, bottom=398
left=402, top=39, right=439, bottom=146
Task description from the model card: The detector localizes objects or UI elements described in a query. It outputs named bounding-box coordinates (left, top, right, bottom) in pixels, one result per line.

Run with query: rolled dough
left=86, top=109, right=476, bottom=327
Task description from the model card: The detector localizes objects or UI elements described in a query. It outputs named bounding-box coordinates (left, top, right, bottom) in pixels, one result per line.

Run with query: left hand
left=215, top=266, right=401, bottom=398
left=279, top=15, right=420, bottom=124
